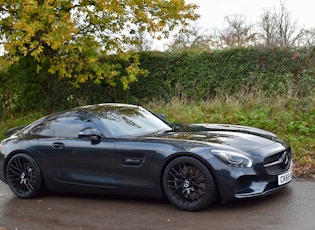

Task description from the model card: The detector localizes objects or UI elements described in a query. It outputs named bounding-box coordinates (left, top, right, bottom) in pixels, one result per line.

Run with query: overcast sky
left=186, top=0, right=314, bottom=30
left=1, top=0, right=313, bottom=53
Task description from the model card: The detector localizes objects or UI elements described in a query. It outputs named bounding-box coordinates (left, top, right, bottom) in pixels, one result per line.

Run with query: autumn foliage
left=0, top=0, right=198, bottom=86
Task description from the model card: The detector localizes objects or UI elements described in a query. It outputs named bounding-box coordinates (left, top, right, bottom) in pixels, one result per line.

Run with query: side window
left=30, top=116, right=97, bottom=138
left=54, top=116, right=97, bottom=138
left=30, top=119, right=55, bottom=137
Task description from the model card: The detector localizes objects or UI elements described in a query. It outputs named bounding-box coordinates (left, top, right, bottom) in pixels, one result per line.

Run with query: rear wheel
left=163, top=156, right=217, bottom=211
left=6, top=153, right=44, bottom=198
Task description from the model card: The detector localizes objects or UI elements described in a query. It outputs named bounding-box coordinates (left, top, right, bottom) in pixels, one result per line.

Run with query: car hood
left=175, top=123, right=277, bottom=138
left=148, top=124, right=286, bottom=152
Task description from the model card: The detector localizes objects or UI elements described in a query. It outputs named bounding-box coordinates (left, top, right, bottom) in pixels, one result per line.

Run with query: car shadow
left=2, top=184, right=293, bottom=212
left=0, top=184, right=295, bottom=229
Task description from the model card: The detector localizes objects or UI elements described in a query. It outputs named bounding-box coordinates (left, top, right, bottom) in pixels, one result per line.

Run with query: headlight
left=212, top=150, right=253, bottom=168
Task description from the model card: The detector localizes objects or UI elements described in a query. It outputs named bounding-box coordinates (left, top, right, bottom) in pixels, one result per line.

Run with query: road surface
left=0, top=179, right=314, bottom=230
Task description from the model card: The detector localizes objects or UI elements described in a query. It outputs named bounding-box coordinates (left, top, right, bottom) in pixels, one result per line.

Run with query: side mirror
left=78, top=128, right=103, bottom=140
left=157, top=113, right=166, bottom=120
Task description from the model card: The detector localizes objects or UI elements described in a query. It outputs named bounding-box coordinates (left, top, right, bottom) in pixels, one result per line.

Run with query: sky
left=1, top=0, right=313, bottom=53
left=186, top=0, right=314, bottom=30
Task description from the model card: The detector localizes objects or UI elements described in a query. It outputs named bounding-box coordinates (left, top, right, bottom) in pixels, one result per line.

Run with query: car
left=0, top=103, right=292, bottom=211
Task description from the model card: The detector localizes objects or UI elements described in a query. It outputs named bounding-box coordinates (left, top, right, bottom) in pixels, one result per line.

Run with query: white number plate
left=278, top=169, right=292, bottom=185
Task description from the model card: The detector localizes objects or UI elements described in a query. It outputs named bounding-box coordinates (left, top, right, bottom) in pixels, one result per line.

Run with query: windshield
left=97, top=106, right=172, bottom=137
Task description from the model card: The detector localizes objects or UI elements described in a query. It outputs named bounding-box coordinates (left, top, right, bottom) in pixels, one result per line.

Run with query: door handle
left=52, top=142, right=65, bottom=149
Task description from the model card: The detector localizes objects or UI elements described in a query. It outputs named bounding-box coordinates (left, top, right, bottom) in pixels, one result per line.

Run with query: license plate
left=278, top=169, right=292, bottom=185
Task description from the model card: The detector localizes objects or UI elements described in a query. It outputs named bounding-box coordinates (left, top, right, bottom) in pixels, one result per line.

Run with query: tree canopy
left=0, top=0, right=198, bottom=87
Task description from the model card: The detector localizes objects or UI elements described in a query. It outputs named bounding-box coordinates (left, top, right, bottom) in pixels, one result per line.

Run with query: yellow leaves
left=2, top=1, right=80, bottom=67
left=21, top=0, right=39, bottom=15
left=120, top=54, right=149, bottom=90
left=1, top=0, right=198, bottom=89
left=156, top=34, right=162, bottom=40
left=30, top=45, right=44, bottom=61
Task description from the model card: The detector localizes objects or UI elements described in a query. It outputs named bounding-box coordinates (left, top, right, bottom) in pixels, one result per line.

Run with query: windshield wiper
left=152, top=129, right=173, bottom=135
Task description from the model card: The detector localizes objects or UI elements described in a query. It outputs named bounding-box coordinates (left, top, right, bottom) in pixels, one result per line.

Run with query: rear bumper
left=0, top=153, right=6, bottom=183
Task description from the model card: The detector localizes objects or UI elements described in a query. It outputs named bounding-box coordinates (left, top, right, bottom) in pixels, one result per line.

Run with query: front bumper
left=234, top=165, right=292, bottom=199
left=209, top=145, right=292, bottom=202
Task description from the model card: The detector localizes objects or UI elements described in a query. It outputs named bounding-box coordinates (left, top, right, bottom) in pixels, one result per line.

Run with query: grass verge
left=1, top=93, right=314, bottom=178
left=146, top=93, right=315, bottom=178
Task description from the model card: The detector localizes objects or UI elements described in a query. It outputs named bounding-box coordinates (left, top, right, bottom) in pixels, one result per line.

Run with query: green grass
left=0, top=112, right=44, bottom=137
left=146, top=93, right=315, bottom=178
left=1, top=93, right=314, bottom=178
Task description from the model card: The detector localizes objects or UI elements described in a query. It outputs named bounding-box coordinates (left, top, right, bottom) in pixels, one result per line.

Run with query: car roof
left=76, top=103, right=139, bottom=111
left=72, top=103, right=141, bottom=115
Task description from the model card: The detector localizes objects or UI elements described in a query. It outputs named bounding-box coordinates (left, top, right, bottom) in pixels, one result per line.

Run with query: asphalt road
left=0, top=179, right=314, bottom=230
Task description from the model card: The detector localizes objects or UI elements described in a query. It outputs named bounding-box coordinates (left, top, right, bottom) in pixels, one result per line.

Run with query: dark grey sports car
left=0, top=103, right=292, bottom=211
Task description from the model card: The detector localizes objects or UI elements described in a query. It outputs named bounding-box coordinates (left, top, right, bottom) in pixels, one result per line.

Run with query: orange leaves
left=1, top=0, right=198, bottom=87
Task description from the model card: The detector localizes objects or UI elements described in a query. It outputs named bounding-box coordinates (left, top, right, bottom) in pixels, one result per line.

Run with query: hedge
left=1, top=47, right=314, bottom=116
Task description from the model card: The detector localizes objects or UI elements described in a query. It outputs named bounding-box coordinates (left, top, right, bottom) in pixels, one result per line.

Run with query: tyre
left=162, top=156, right=217, bottom=211
left=6, top=153, right=44, bottom=198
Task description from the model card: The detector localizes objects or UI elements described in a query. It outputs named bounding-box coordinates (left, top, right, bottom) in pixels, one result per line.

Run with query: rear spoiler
left=4, top=126, right=26, bottom=137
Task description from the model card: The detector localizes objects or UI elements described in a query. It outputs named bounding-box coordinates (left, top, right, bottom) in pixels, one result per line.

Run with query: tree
left=220, top=14, right=256, bottom=48
left=257, top=9, right=276, bottom=47
left=300, top=28, right=315, bottom=48
left=125, top=28, right=155, bottom=52
left=257, top=0, right=303, bottom=47
left=166, top=24, right=212, bottom=51
left=0, top=0, right=199, bottom=88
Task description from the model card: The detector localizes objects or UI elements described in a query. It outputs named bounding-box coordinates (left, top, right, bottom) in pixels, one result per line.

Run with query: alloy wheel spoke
left=179, top=163, right=188, bottom=177
left=14, top=158, right=24, bottom=171
left=171, top=186, right=183, bottom=197
left=170, top=168, right=182, bottom=180
left=8, top=164, right=22, bottom=175
left=24, top=180, right=34, bottom=192
left=176, top=164, right=206, bottom=202
left=6, top=156, right=38, bottom=196
left=192, top=190, right=202, bottom=201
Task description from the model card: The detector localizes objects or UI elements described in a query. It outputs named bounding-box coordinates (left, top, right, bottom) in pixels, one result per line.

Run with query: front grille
left=264, top=149, right=292, bottom=175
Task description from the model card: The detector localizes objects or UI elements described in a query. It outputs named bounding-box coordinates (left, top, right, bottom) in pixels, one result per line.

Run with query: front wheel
left=6, top=153, right=44, bottom=198
left=162, top=156, right=217, bottom=211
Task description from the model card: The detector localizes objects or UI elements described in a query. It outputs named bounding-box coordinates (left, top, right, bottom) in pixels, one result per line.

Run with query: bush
left=1, top=47, right=314, bottom=118
left=127, top=47, right=315, bottom=102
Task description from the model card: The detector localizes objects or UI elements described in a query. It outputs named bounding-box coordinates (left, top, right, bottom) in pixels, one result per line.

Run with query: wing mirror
left=78, top=128, right=103, bottom=140
left=157, top=113, right=166, bottom=120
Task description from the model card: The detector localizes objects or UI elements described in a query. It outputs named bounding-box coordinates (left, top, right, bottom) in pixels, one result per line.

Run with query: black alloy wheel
left=163, top=156, right=217, bottom=211
left=6, top=153, right=43, bottom=198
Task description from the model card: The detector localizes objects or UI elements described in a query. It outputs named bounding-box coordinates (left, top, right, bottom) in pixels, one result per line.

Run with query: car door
left=115, top=139, right=169, bottom=191
left=37, top=114, right=119, bottom=188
